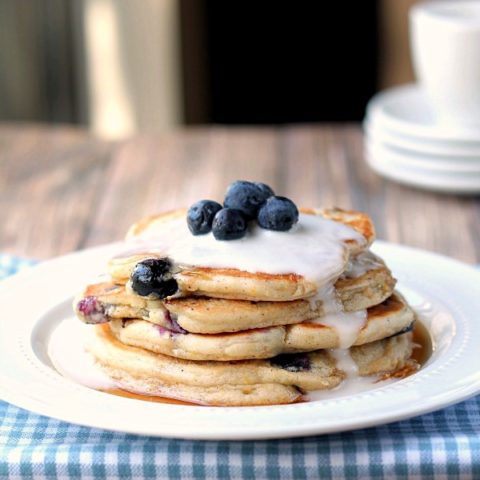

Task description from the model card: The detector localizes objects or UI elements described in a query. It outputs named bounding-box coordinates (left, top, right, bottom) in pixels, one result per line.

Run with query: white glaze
left=343, top=250, right=384, bottom=278
left=309, top=283, right=368, bottom=347
left=329, top=348, right=360, bottom=377
left=122, top=214, right=366, bottom=288
left=321, top=311, right=368, bottom=349
left=308, top=250, right=379, bottom=383
left=309, top=281, right=367, bottom=378
left=48, top=318, right=116, bottom=390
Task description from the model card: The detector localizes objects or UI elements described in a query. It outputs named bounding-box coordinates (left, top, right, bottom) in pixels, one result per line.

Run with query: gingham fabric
left=0, top=255, right=37, bottom=279
left=1, top=254, right=480, bottom=480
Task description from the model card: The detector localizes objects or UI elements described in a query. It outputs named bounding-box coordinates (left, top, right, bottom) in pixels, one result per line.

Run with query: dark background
left=182, top=1, right=378, bottom=124
left=0, top=0, right=380, bottom=126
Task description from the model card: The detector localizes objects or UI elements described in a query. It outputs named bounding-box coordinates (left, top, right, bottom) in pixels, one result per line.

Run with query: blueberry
left=77, top=297, right=107, bottom=324
left=187, top=200, right=222, bottom=235
left=254, top=182, right=275, bottom=198
left=164, top=310, right=188, bottom=334
left=388, top=322, right=415, bottom=338
left=257, top=196, right=299, bottom=231
left=270, top=353, right=311, bottom=372
left=131, top=258, right=178, bottom=298
left=212, top=208, right=247, bottom=240
left=224, top=180, right=272, bottom=218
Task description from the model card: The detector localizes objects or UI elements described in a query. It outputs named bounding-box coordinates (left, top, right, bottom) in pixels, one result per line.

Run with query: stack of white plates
left=364, top=84, right=480, bottom=194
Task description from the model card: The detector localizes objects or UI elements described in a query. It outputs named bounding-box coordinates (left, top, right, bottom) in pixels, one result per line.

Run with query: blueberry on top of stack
left=187, top=180, right=299, bottom=240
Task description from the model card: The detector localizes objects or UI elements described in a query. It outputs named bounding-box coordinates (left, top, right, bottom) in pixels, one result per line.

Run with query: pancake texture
left=108, top=292, right=414, bottom=361
left=88, top=323, right=414, bottom=406
left=75, top=251, right=396, bottom=332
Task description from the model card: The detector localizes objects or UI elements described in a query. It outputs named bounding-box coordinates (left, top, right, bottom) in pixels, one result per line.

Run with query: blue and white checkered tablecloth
left=1, top=254, right=480, bottom=480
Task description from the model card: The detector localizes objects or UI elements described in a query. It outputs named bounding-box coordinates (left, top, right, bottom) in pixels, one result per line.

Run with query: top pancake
left=127, top=207, right=375, bottom=252
left=107, top=207, right=375, bottom=302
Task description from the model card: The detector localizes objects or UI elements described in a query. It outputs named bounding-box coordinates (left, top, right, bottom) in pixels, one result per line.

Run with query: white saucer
left=367, top=84, right=480, bottom=143
left=365, top=119, right=480, bottom=158
left=365, top=144, right=480, bottom=193
left=365, top=136, right=480, bottom=174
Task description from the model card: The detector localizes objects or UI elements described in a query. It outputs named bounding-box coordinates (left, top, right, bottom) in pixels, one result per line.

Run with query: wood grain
left=1, top=123, right=479, bottom=263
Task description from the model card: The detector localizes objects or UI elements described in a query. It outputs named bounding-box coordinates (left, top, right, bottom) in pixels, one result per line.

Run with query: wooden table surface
left=1, top=123, right=479, bottom=263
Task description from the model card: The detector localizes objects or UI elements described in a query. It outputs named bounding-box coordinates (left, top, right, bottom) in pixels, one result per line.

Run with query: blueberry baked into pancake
left=74, top=180, right=421, bottom=406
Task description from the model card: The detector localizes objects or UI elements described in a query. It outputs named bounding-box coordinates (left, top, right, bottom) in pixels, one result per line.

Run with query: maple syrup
left=101, top=389, right=198, bottom=405
left=411, top=319, right=433, bottom=366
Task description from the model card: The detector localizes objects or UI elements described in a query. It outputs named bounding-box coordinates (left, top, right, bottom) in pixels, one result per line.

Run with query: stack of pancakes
left=74, top=208, right=418, bottom=406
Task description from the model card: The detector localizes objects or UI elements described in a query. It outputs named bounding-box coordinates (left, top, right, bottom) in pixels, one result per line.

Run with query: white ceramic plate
left=366, top=84, right=480, bottom=142
left=365, top=137, right=480, bottom=174
left=365, top=146, right=480, bottom=194
left=1, top=242, right=480, bottom=440
left=364, top=119, right=480, bottom=158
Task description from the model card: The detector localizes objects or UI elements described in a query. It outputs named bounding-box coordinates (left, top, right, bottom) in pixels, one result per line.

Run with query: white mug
left=410, top=1, right=480, bottom=129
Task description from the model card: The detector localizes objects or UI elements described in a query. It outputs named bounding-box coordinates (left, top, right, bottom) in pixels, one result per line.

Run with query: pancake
left=109, top=253, right=343, bottom=302
left=75, top=251, right=396, bottom=333
left=108, top=292, right=414, bottom=361
left=88, top=323, right=414, bottom=406
left=301, top=207, right=375, bottom=250
left=106, top=208, right=375, bottom=302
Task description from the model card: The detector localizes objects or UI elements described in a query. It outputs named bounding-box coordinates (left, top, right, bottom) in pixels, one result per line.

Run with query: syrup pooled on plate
left=101, top=389, right=197, bottom=405
left=411, top=319, right=433, bottom=366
